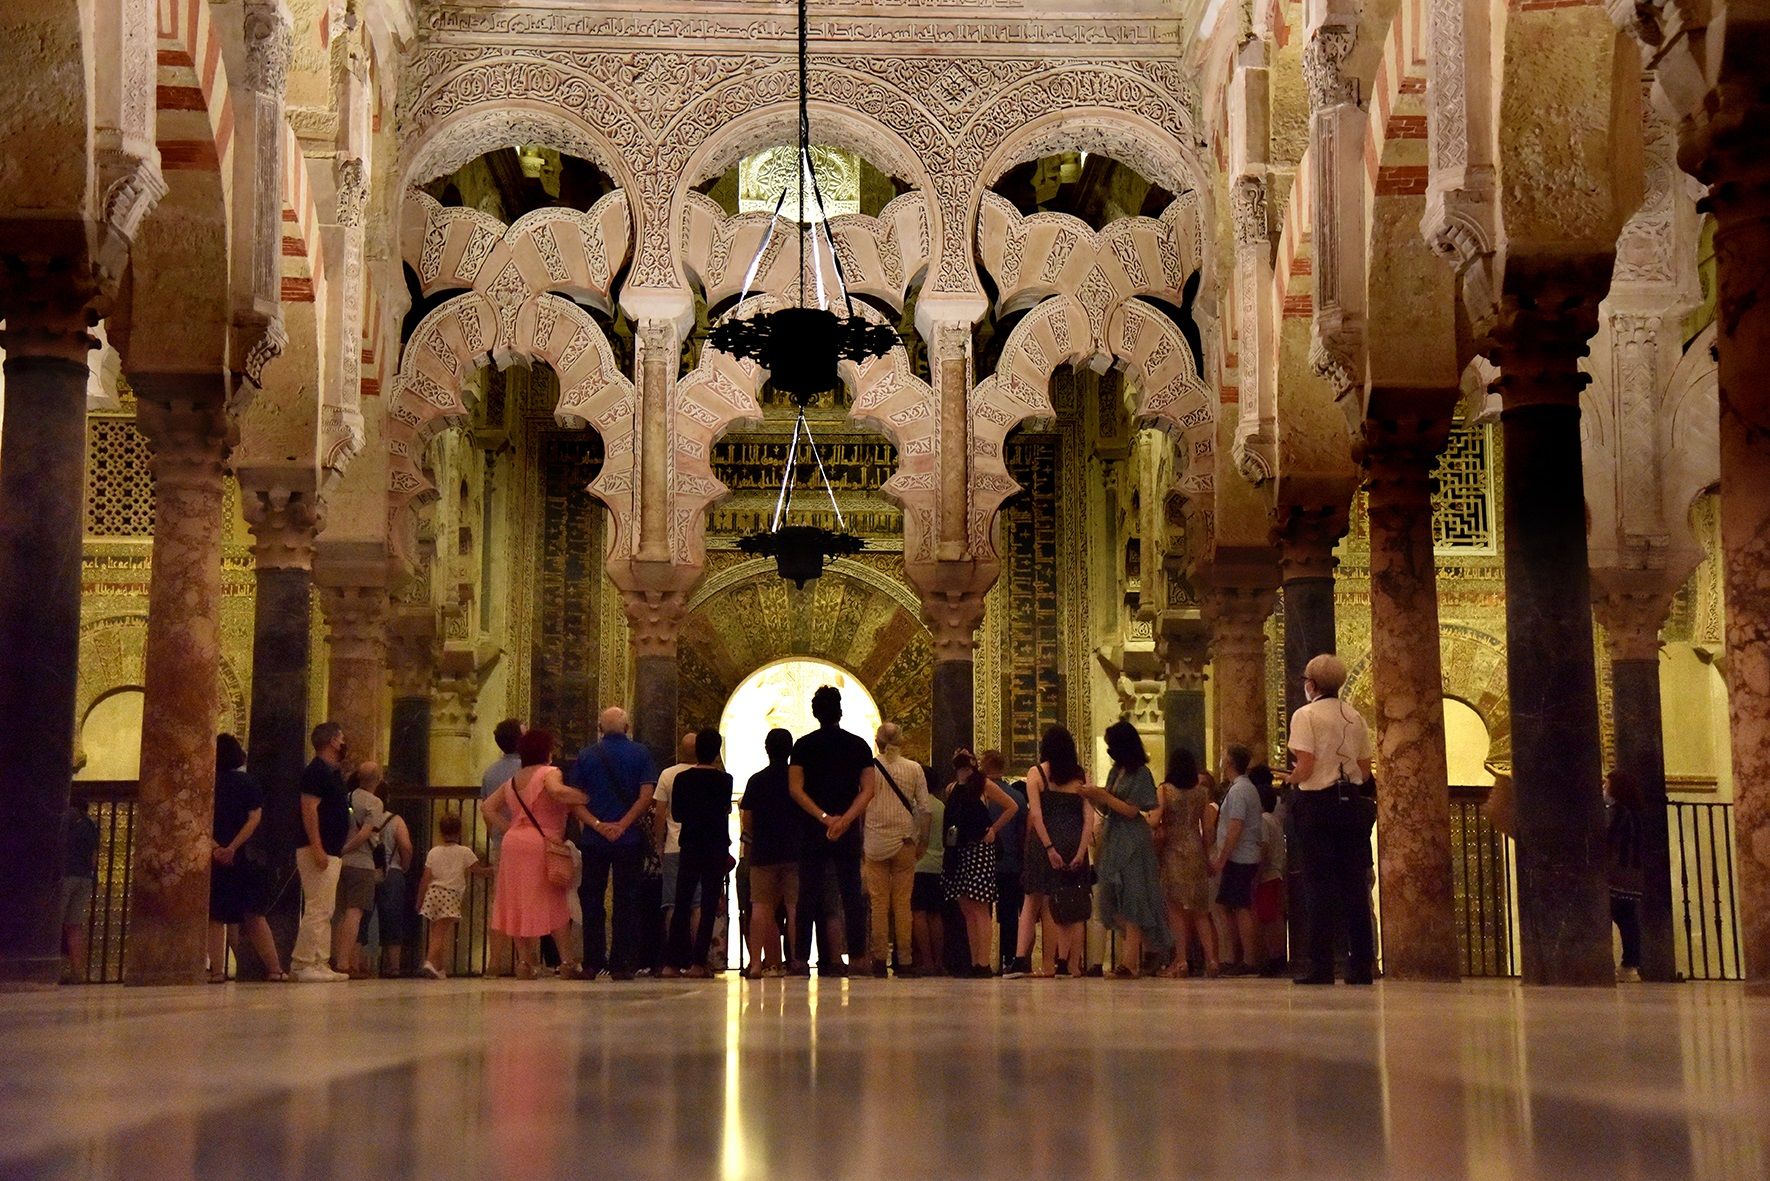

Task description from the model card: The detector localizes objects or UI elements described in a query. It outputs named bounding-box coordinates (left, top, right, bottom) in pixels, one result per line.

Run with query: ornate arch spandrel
left=1342, top=623, right=1513, bottom=771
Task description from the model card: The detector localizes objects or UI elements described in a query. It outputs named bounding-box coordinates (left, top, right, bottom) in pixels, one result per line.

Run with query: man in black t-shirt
left=292, top=721, right=351, bottom=982
left=787, top=686, right=876, bottom=973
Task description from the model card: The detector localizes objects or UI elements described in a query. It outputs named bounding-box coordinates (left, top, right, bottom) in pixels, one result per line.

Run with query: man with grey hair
left=861, top=722, right=931, bottom=977
left=571, top=706, right=658, bottom=980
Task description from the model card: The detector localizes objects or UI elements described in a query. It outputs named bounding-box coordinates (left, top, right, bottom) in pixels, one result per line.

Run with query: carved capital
left=623, top=589, right=689, bottom=658
left=0, top=254, right=101, bottom=363
left=1202, top=580, right=1278, bottom=661
left=433, top=672, right=481, bottom=733
left=1303, top=23, right=1359, bottom=112
left=94, top=147, right=167, bottom=295
left=1157, top=618, right=1211, bottom=691
left=234, top=312, right=288, bottom=392
left=1361, top=413, right=1454, bottom=527
left=133, top=384, right=233, bottom=492
left=242, top=0, right=294, bottom=96
left=318, top=584, right=388, bottom=667
left=322, top=404, right=367, bottom=478
left=1591, top=587, right=1676, bottom=664
left=1272, top=502, right=1350, bottom=582
left=923, top=591, right=987, bottom=662
left=385, top=612, right=438, bottom=697
left=1308, top=317, right=1362, bottom=402
left=1482, top=257, right=1612, bottom=411
left=1231, top=175, right=1270, bottom=247
left=240, top=478, right=323, bottom=570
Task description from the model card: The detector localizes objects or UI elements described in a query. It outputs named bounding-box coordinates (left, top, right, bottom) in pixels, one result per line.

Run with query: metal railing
left=65, top=780, right=1743, bottom=982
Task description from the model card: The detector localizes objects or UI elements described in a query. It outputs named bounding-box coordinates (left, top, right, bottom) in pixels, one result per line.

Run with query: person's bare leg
left=382, top=944, right=403, bottom=978
left=926, top=913, right=945, bottom=975
left=1119, top=924, right=1144, bottom=976
left=1161, top=904, right=1188, bottom=976
left=1210, top=903, right=1235, bottom=967
left=1235, top=908, right=1260, bottom=969
left=749, top=907, right=773, bottom=972
left=425, top=921, right=446, bottom=973
left=1039, top=908, right=1059, bottom=975
left=1058, top=921, right=1084, bottom=974
left=1016, top=894, right=1039, bottom=958
left=242, top=914, right=283, bottom=977
left=207, top=921, right=228, bottom=980
left=334, top=908, right=364, bottom=974
left=1191, top=909, right=1219, bottom=971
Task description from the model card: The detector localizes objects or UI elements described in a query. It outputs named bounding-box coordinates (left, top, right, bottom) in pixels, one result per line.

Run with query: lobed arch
left=1343, top=624, right=1514, bottom=769
left=401, top=101, right=643, bottom=203
left=73, top=615, right=248, bottom=770
left=386, top=290, right=634, bottom=563
left=680, top=293, right=941, bottom=566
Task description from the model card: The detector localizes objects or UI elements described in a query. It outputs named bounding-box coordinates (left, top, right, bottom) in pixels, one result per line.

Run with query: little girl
left=416, top=813, right=482, bottom=979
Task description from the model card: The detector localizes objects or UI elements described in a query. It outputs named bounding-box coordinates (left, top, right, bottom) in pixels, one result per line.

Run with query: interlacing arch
left=970, top=192, right=1215, bottom=560
left=388, top=189, right=636, bottom=562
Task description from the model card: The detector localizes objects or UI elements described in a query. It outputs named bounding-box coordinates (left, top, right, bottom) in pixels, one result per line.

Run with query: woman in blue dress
left=1081, top=720, right=1173, bottom=977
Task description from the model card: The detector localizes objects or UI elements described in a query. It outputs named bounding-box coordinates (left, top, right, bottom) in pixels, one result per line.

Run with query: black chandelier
left=716, top=0, right=882, bottom=586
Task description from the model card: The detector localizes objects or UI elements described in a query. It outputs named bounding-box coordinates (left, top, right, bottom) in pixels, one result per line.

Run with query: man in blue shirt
left=571, top=706, right=658, bottom=980
left=1211, top=744, right=1266, bottom=976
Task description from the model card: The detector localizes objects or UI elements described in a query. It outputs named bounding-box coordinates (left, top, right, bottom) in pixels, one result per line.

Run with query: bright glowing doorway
left=718, top=658, right=883, bottom=792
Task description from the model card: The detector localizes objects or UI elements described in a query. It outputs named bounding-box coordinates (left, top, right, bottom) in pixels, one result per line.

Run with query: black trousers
left=1610, top=893, right=1640, bottom=970
left=580, top=842, right=643, bottom=974
left=1294, top=790, right=1375, bottom=980
left=668, top=856, right=726, bottom=969
left=996, top=871, right=1024, bottom=966
left=795, top=847, right=866, bottom=965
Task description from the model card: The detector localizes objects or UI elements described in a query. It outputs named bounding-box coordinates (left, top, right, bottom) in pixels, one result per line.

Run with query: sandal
left=514, top=962, right=537, bottom=981
left=265, top=971, right=289, bottom=983
left=206, top=972, right=228, bottom=984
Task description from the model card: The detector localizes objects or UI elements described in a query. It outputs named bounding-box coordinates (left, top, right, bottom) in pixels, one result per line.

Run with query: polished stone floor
left=2, top=976, right=1767, bottom=1180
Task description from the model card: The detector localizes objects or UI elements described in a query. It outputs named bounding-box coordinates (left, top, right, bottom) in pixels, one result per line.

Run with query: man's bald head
left=678, top=732, right=697, bottom=762
left=875, top=722, right=902, bottom=751
left=599, top=706, right=630, bottom=735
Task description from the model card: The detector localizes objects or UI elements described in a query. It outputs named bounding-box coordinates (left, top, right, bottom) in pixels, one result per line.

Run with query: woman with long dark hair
left=1081, top=721, right=1173, bottom=976
left=208, top=734, right=284, bottom=982
left=1007, top=726, right=1095, bottom=978
left=1155, top=745, right=1217, bottom=977
left=941, top=749, right=1019, bottom=977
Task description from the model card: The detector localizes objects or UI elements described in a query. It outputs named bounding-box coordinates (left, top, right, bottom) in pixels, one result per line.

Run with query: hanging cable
left=771, top=412, right=804, bottom=532
left=738, top=187, right=789, bottom=306
left=800, top=413, right=847, bottom=529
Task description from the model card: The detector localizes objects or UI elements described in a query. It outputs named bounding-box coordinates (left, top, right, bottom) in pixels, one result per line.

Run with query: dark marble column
left=0, top=294, right=96, bottom=988
left=386, top=617, right=437, bottom=789
left=1685, top=75, right=1770, bottom=986
left=1364, top=412, right=1461, bottom=981
left=126, top=381, right=231, bottom=986
left=923, top=592, right=984, bottom=765
left=1592, top=587, right=1680, bottom=983
left=633, top=654, right=680, bottom=775
left=1159, top=621, right=1210, bottom=765
left=1487, top=260, right=1614, bottom=987
left=1274, top=505, right=1348, bottom=726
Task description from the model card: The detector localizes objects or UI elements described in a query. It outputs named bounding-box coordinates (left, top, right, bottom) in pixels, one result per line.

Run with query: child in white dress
left=416, top=813, right=481, bottom=979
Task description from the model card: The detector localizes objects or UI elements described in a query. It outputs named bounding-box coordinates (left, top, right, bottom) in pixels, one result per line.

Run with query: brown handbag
left=509, top=774, right=576, bottom=889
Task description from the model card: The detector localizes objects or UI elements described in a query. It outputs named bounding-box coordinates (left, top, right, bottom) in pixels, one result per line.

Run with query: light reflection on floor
left=1, top=976, right=1766, bottom=1179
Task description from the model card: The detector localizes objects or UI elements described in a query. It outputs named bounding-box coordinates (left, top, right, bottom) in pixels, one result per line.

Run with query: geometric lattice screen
left=85, top=417, right=156, bottom=536
left=1431, top=425, right=1494, bottom=552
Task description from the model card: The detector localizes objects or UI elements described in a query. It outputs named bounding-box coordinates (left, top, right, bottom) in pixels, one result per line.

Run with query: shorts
left=911, top=872, right=945, bottom=914
left=61, top=876, right=93, bottom=927
left=661, top=852, right=705, bottom=910
left=335, top=865, right=378, bottom=916
left=1254, top=877, right=1285, bottom=924
left=748, top=862, right=798, bottom=920
left=420, top=884, right=464, bottom=922
left=1217, top=860, right=1259, bottom=910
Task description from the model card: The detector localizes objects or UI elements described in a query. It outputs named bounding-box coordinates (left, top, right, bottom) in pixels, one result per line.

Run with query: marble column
left=1364, top=413, right=1461, bottom=981
left=1159, top=621, right=1210, bottom=765
left=125, top=382, right=231, bottom=986
left=1688, top=79, right=1770, bottom=986
left=624, top=592, right=684, bottom=776
left=0, top=286, right=96, bottom=987
left=239, top=479, right=320, bottom=857
left=386, top=618, right=435, bottom=790
left=1275, top=506, right=1346, bottom=725
left=1486, top=261, right=1613, bottom=987
left=1203, top=581, right=1278, bottom=760
left=925, top=592, right=985, bottom=765
left=1591, top=587, right=1678, bottom=983
left=316, top=558, right=388, bottom=764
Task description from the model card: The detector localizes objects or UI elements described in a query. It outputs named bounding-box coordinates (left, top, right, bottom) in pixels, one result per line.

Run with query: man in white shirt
left=862, top=723, right=931, bottom=977
left=652, top=732, right=699, bottom=968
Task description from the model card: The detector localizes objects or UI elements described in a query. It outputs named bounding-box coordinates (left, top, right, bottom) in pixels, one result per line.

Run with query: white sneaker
left=420, top=963, right=446, bottom=980
left=294, top=966, right=347, bottom=983
left=1617, top=967, right=1641, bottom=983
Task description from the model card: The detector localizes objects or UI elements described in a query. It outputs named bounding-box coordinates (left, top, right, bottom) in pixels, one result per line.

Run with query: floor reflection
left=2, top=978, right=1767, bottom=1179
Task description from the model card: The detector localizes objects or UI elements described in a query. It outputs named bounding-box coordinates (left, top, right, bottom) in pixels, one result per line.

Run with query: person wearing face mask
left=1284, top=654, right=1376, bottom=986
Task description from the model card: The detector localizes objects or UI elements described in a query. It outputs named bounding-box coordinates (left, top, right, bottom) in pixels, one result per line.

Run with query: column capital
left=432, top=671, right=480, bottom=734
left=241, top=0, right=294, bottom=96
left=238, top=470, right=323, bottom=571
left=1302, top=20, right=1360, bottom=112
left=386, top=611, right=438, bottom=698
left=923, top=591, right=987, bottom=663
left=1272, top=501, right=1350, bottom=582
left=133, top=385, right=233, bottom=490
left=0, top=253, right=101, bottom=364
left=607, top=557, right=699, bottom=659
left=1361, top=411, right=1455, bottom=523
left=1590, top=576, right=1678, bottom=665
left=1484, top=256, right=1613, bottom=411
left=1201, top=579, right=1278, bottom=661
left=1157, top=617, right=1211, bottom=691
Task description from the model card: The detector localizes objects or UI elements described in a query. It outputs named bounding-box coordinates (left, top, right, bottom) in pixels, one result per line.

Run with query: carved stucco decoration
left=398, top=40, right=1200, bottom=304
left=970, top=191, right=1214, bottom=560
left=680, top=293, right=941, bottom=568
left=387, top=187, right=636, bottom=559
left=678, top=189, right=930, bottom=314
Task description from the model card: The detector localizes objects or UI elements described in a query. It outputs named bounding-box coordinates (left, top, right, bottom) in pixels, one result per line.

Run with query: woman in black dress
left=941, top=749, right=1019, bottom=977
left=1016, top=726, right=1096, bottom=977
left=208, top=734, right=285, bottom=981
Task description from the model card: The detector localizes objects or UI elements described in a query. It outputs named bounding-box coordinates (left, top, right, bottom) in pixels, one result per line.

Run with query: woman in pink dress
left=481, top=729, right=593, bottom=979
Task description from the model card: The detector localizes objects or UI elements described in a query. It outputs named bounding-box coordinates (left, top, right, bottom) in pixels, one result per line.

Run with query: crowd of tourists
left=92, top=653, right=1646, bottom=986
